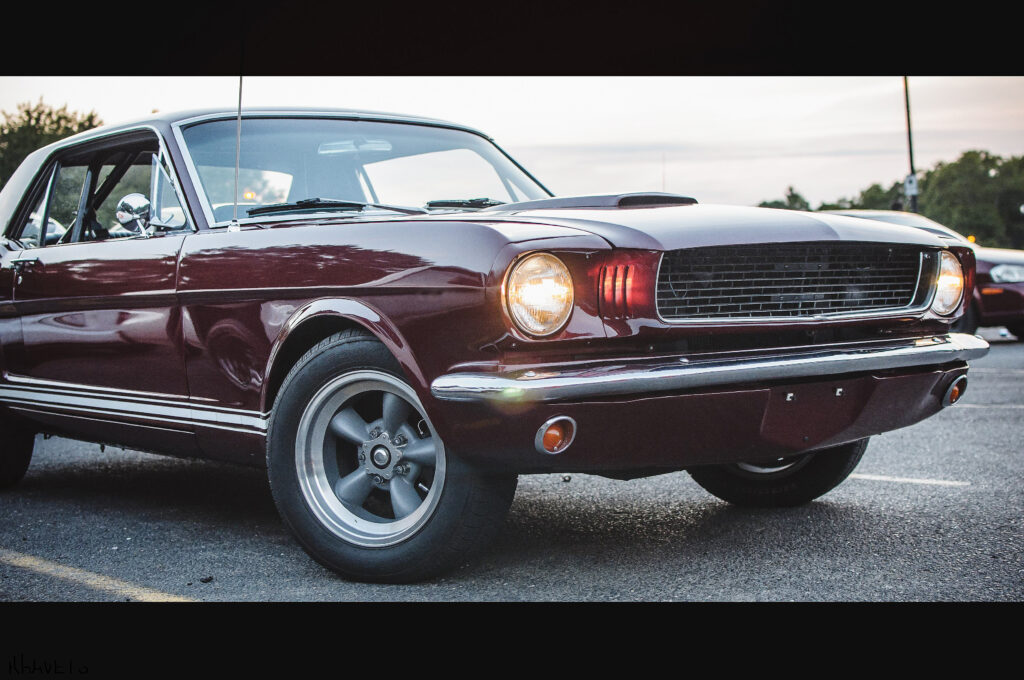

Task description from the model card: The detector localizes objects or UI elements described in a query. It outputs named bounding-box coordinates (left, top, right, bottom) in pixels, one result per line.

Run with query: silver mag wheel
left=295, top=370, right=444, bottom=548
left=734, top=454, right=813, bottom=478
left=268, top=329, right=518, bottom=582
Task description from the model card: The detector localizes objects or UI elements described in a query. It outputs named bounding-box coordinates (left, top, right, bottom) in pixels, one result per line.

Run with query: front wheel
left=687, top=438, right=868, bottom=507
left=267, top=330, right=517, bottom=583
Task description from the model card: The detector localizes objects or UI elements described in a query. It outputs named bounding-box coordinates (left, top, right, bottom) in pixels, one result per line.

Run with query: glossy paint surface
left=0, top=111, right=981, bottom=471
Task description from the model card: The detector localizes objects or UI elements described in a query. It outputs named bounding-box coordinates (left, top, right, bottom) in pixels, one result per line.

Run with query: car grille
left=656, top=242, right=927, bottom=320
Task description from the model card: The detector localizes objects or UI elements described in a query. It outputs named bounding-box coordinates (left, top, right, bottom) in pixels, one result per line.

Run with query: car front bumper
left=426, top=334, right=988, bottom=473
left=431, top=333, right=989, bottom=403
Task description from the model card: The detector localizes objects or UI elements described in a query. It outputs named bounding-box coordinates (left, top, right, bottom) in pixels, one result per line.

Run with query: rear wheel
left=688, top=438, right=868, bottom=507
left=267, top=329, right=517, bottom=582
left=0, top=416, right=35, bottom=490
left=1006, top=323, right=1024, bottom=340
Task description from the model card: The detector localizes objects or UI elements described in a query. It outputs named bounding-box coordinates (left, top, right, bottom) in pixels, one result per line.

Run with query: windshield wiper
left=247, top=197, right=427, bottom=217
left=424, top=198, right=506, bottom=210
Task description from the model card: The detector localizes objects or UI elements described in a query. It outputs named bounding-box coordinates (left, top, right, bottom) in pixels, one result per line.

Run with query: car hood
left=472, top=200, right=947, bottom=251
left=975, top=246, right=1024, bottom=266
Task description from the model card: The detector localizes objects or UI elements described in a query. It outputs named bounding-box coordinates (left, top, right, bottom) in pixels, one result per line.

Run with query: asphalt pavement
left=1, top=327, right=1021, bottom=601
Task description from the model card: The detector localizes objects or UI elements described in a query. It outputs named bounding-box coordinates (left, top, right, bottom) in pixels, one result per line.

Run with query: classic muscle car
left=0, top=109, right=989, bottom=582
left=824, top=209, right=1024, bottom=338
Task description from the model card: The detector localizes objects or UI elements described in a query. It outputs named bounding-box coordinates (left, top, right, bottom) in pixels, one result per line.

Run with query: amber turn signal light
left=942, top=376, right=968, bottom=407
left=535, top=416, right=577, bottom=454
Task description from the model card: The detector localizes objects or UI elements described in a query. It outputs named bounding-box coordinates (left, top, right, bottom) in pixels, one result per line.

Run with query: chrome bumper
left=430, top=333, right=990, bottom=403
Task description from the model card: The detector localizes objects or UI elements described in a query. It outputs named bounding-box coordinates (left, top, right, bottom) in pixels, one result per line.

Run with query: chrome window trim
left=652, top=246, right=938, bottom=324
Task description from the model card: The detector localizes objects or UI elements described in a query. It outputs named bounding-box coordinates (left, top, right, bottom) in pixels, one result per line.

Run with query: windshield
left=179, top=117, right=549, bottom=224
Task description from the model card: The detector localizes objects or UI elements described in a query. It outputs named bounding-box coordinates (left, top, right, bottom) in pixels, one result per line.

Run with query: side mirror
left=115, top=193, right=151, bottom=235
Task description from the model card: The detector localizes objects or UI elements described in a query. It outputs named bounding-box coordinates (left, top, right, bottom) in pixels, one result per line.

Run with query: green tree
left=918, top=150, right=1022, bottom=248
left=852, top=181, right=904, bottom=210
left=0, top=99, right=101, bottom=189
left=817, top=197, right=853, bottom=211
left=760, top=150, right=1024, bottom=249
left=759, top=186, right=811, bottom=211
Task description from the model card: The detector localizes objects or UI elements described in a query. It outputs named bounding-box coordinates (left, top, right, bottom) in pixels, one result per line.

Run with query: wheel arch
left=261, top=298, right=426, bottom=413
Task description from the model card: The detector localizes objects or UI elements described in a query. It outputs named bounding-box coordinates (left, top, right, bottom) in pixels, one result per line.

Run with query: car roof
left=39, top=107, right=492, bottom=151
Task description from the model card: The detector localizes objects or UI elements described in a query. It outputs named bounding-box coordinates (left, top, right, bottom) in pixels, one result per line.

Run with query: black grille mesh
left=657, top=243, right=924, bottom=320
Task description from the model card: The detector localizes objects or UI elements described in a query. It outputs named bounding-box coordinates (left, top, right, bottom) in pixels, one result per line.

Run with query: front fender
left=261, top=297, right=426, bottom=413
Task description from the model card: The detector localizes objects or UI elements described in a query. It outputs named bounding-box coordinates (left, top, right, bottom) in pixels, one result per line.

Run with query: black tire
left=1006, top=323, right=1024, bottom=341
left=267, top=329, right=517, bottom=583
left=951, top=302, right=979, bottom=335
left=687, top=438, right=868, bottom=508
left=0, top=417, right=35, bottom=490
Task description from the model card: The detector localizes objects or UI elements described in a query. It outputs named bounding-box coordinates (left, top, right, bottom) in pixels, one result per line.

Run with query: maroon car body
left=0, top=109, right=990, bottom=581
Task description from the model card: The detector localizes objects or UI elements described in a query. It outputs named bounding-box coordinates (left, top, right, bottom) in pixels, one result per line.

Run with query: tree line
left=0, top=99, right=101, bottom=191
left=759, top=151, right=1024, bottom=249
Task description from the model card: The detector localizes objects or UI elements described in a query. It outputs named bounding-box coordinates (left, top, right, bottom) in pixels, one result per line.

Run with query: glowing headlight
left=505, top=253, right=574, bottom=336
left=931, top=251, right=965, bottom=316
left=990, top=263, right=1024, bottom=283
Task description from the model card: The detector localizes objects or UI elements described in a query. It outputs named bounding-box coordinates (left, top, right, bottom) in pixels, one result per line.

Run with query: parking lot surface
left=1, top=328, right=1021, bottom=601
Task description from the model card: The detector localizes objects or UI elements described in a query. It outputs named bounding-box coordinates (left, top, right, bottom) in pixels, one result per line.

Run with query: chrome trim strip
left=0, top=378, right=269, bottom=433
left=430, top=333, right=990, bottom=403
left=653, top=247, right=938, bottom=324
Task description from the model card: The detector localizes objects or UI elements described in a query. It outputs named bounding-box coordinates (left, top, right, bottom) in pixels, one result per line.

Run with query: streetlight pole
left=903, top=76, right=918, bottom=213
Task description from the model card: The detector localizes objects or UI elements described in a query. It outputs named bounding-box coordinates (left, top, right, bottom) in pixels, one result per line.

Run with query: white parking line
left=0, top=548, right=196, bottom=602
left=967, top=368, right=1024, bottom=374
left=954, top=404, right=1024, bottom=409
left=849, top=473, right=970, bottom=487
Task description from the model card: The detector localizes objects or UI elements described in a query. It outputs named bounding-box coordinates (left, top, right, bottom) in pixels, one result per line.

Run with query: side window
left=151, top=161, right=191, bottom=231
left=11, top=136, right=194, bottom=247
left=16, top=165, right=80, bottom=249
left=48, top=166, right=88, bottom=232
left=89, top=158, right=153, bottom=241
left=19, top=189, right=50, bottom=249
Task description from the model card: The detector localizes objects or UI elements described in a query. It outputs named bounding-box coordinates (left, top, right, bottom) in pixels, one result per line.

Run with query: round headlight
left=990, top=263, right=1024, bottom=283
left=931, top=250, right=965, bottom=316
left=505, top=253, right=574, bottom=336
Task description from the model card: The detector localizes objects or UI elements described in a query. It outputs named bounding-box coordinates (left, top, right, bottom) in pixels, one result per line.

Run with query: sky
left=1, top=76, right=1022, bottom=208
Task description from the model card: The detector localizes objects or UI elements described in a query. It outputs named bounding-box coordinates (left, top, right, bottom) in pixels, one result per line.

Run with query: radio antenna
left=229, top=74, right=243, bottom=231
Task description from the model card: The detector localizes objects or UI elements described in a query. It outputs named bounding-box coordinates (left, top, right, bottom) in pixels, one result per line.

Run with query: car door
left=1, top=131, right=197, bottom=451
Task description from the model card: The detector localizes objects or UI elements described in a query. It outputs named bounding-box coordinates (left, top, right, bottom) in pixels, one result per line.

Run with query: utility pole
left=903, top=76, right=919, bottom=213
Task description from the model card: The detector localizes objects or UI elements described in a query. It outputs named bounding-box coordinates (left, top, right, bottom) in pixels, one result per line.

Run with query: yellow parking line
left=0, top=548, right=196, bottom=602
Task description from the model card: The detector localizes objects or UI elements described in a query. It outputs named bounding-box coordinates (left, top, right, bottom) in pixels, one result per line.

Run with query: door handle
left=11, top=257, right=41, bottom=270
